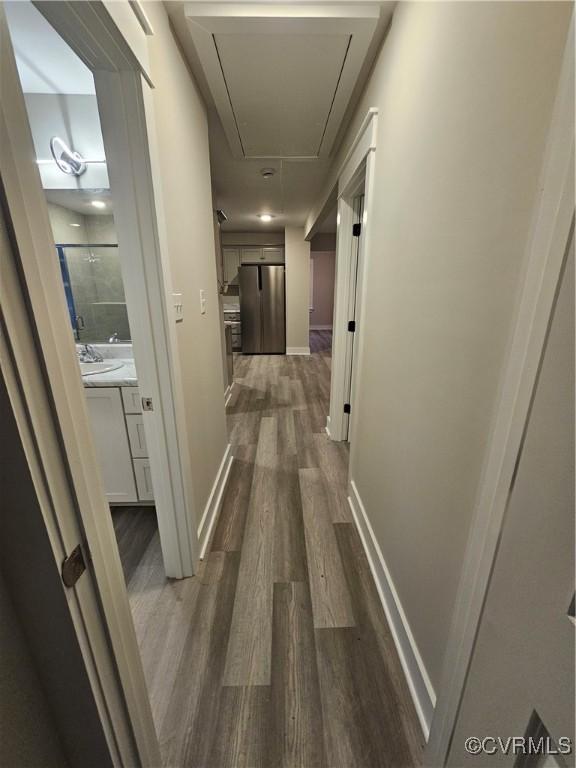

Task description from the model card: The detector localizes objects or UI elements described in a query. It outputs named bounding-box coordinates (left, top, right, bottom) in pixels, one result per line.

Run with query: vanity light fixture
left=258, top=213, right=273, bottom=223
left=91, top=200, right=106, bottom=209
left=50, top=136, right=86, bottom=176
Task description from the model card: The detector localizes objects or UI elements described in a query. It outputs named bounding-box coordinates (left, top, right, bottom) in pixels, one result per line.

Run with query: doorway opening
left=5, top=2, right=160, bottom=584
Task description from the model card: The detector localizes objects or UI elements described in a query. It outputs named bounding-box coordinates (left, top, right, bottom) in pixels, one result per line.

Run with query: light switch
left=199, top=289, right=206, bottom=315
left=173, top=292, right=183, bottom=323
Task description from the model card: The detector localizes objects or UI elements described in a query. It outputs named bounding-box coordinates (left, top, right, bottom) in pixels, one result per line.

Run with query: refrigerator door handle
left=258, top=264, right=262, bottom=291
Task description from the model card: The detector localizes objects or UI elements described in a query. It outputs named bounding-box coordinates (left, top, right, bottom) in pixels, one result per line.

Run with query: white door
left=447, top=241, right=575, bottom=767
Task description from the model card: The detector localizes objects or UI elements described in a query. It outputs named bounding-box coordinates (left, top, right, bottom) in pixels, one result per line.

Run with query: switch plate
left=173, top=292, right=183, bottom=323
left=199, top=289, right=206, bottom=315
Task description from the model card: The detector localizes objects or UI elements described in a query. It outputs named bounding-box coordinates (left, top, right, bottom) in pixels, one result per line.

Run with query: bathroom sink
left=80, top=361, right=124, bottom=377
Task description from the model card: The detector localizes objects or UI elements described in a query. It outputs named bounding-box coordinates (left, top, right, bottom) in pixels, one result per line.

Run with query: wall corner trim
left=286, top=347, right=311, bottom=356
left=197, top=443, right=234, bottom=560
left=348, top=479, right=436, bottom=738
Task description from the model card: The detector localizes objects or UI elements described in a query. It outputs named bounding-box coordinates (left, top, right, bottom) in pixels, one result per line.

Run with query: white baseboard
left=197, top=443, right=233, bottom=560
left=224, top=382, right=233, bottom=407
left=348, top=479, right=436, bottom=739
left=310, top=324, right=333, bottom=330
left=286, top=346, right=310, bottom=355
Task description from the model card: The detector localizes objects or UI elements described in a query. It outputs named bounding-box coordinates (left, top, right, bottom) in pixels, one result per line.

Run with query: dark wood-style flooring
left=113, top=330, right=424, bottom=767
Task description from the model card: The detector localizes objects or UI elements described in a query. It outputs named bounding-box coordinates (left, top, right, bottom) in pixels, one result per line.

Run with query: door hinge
left=344, top=403, right=351, bottom=414
left=348, top=320, right=356, bottom=332
left=141, top=397, right=154, bottom=411
left=61, top=543, right=88, bottom=588
left=352, top=223, right=362, bottom=237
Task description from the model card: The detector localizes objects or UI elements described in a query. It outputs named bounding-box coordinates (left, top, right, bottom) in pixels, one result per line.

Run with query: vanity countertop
left=82, top=359, right=138, bottom=387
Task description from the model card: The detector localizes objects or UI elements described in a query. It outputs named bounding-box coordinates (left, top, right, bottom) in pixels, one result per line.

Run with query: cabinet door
left=133, top=459, right=154, bottom=501
left=240, top=247, right=263, bottom=263
left=262, top=247, right=284, bottom=263
left=223, top=248, right=240, bottom=283
left=85, top=388, right=137, bottom=503
left=126, top=414, right=148, bottom=458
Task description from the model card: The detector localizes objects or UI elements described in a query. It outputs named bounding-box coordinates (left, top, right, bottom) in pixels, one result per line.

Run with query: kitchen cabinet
left=85, top=388, right=138, bottom=503
left=262, top=247, right=284, bottom=263
left=240, top=246, right=284, bottom=264
left=223, top=248, right=241, bottom=284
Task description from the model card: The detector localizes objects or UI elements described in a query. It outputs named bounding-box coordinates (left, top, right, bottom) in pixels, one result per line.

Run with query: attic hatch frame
left=184, top=2, right=380, bottom=160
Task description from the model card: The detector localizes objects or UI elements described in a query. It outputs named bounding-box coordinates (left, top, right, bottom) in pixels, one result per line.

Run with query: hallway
left=117, top=332, right=424, bottom=767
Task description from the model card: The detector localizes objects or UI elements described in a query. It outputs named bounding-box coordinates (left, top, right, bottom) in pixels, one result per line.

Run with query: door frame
left=26, top=0, right=199, bottom=579
left=1, top=2, right=197, bottom=763
left=425, top=19, right=574, bottom=766
left=327, top=108, right=378, bottom=442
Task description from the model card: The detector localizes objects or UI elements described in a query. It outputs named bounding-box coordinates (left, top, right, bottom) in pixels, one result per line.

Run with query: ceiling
left=46, top=189, right=114, bottom=216
left=167, top=2, right=395, bottom=231
left=4, top=1, right=95, bottom=95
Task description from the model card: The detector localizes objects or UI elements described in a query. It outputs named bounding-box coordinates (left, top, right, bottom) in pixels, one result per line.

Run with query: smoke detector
left=260, top=167, right=276, bottom=179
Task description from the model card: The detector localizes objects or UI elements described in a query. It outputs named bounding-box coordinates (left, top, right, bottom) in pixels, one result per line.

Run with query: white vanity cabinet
left=85, top=385, right=154, bottom=504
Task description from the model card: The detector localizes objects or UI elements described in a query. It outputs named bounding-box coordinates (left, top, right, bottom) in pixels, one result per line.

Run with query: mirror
left=47, top=192, right=132, bottom=343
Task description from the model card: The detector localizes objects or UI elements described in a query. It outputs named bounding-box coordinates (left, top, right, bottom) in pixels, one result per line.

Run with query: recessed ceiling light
left=260, top=168, right=276, bottom=179
left=70, top=223, right=81, bottom=227
left=91, top=200, right=106, bottom=209
left=258, top=213, right=273, bottom=222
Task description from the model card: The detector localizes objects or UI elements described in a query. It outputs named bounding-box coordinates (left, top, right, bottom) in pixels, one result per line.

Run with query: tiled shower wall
left=48, top=202, right=131, bottom=342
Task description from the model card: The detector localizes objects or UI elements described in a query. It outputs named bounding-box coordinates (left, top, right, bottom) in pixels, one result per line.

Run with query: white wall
left=144, top=2, right=228, bottom=524
left=285, top=226, right=310, bottom=352
left=320, top=0, right=571, bottom=700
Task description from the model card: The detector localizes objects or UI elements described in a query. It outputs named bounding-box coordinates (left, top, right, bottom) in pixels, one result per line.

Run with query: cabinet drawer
left=121, top=386, right=141, bottom=414
left=126, top=414, right=148, bottom=458
left=133, top=459, right=154, bottom=501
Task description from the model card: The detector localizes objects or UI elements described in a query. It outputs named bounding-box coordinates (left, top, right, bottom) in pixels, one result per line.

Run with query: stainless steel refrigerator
left=239, top=264, right=286, bottom=354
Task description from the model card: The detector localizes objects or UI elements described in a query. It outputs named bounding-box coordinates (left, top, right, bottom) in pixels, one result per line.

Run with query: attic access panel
left=185, top=4, right=380, bottom=160
left=214, top=32, right=350, bottom=158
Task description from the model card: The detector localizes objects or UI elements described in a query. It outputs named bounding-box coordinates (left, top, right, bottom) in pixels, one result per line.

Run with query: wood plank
left=334, top=523, right=425, bottom=765
left=172, top=551, right=241, bottom=768
left=223, top=417, right=277, bottom=685
left=273, top=455, right=308, bottom=582
left=211, top=445, right=256, bottom=552
left=312, top=434, right=353, bottom=523
left=299, top=468, right=356, bottom=629
left=112, top=505, right=158, bottom=585
left=207, top=686, right=272, bottom=768
left=271, top=582, right=326, bottom=768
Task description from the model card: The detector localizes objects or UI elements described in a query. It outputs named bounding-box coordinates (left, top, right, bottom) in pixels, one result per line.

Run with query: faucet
left=79, top=344, right=104, bottom=363
left=108, top=332, right=119, bottom=343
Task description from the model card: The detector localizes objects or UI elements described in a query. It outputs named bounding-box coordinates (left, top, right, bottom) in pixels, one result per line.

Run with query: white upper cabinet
left=240, top=247, right=284, bottom=264
left=223, top=248, right=241, bottom=284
